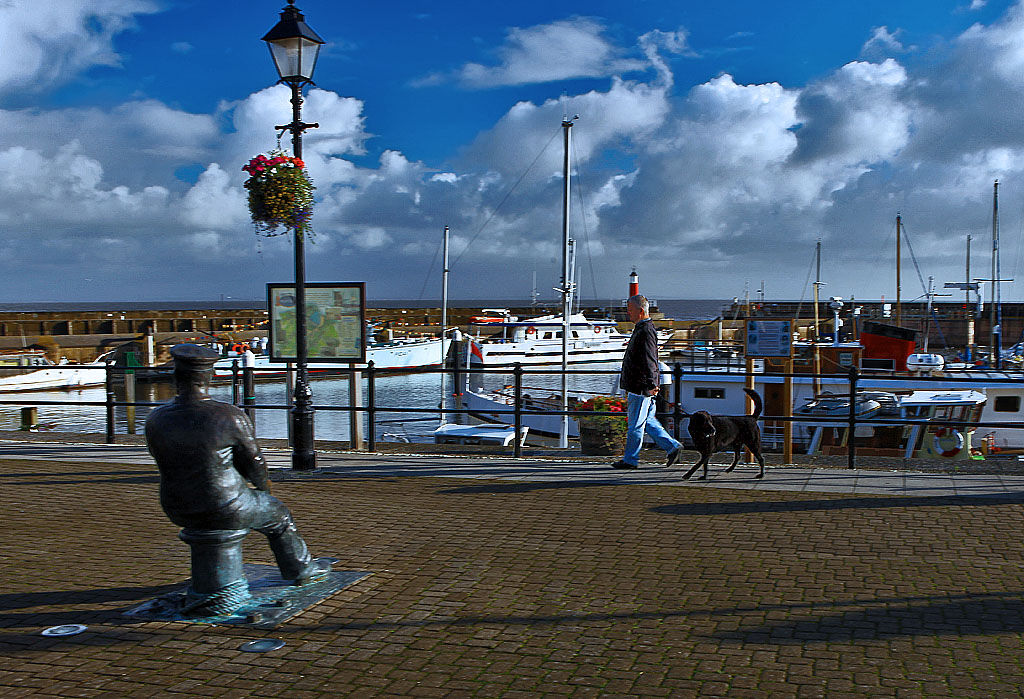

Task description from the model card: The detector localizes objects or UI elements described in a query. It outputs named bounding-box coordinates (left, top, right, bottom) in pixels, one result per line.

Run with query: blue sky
left=1, top=0, right=1022, bottom=304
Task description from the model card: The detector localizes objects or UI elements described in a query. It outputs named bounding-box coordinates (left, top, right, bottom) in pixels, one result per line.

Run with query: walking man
left=612, top=295, right=682, bottom=469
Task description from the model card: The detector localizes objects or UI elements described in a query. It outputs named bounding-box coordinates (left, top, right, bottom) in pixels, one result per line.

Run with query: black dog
left=682, top=388, right=765, bottom=480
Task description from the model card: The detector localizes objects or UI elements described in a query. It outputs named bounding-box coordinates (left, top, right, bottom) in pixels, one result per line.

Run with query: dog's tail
left=743, top=388, right=763, bottom=420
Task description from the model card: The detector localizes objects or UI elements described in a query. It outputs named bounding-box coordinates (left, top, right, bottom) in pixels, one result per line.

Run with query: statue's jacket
left=145, top=397, right=270, bottom=525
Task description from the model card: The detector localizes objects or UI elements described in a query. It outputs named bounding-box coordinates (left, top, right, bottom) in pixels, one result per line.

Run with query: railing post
left=105, top=359, right=116, bottom=444
left=513, top=362, right=523, bottom=458
left=349, top=364, right=365, bottom=450
left=242, top=353, right=256, bottom=426
left=672, top=362, right=683, bottom=440
left=125, top=370, right=136, bottom=435
left=367, top=361, right=376, bottom=452
left=231, top=359, right=240, bottom=406
left=848, top=366, right=859, bottom=470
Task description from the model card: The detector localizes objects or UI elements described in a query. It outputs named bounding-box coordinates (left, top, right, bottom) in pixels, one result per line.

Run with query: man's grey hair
left=627, top=294, right=649, bottom=313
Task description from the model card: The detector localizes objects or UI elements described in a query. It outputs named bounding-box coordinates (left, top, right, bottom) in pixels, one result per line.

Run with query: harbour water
left=0, top=363, right=623, bottom=442
left=0, top=298, right=722, bottom=440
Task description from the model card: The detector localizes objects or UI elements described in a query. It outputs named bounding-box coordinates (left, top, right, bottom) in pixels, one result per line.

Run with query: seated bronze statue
left=145, top=343, right=329, bottom=615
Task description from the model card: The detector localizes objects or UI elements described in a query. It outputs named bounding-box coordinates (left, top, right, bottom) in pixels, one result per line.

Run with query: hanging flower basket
left=576, top=395, right=628, bottom=456
left=242, top=151, right=315, bottom=237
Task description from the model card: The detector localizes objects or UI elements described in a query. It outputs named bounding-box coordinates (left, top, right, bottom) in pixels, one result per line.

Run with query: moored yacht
left=467, top=313, right=629, bottom=367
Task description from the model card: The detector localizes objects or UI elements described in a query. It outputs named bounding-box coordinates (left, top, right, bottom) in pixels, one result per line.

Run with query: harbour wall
left=0, top=301, right=1018, bottom=363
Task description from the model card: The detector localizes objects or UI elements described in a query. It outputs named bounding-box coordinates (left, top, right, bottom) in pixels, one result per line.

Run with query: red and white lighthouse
left=628, top=267, right=639, bottom=297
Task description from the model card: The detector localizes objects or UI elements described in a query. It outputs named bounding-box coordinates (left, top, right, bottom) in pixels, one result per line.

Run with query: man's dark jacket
left=619, top=318, right=660, bottom=395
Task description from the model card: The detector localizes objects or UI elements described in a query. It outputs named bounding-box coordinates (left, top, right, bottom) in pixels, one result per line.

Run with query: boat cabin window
left=694, top=387, right=725, bottom=399
left=572, top=331, right=579, bottom=339
left=543, top=332, right=553, bottom=339
left=994, top=395, right=1021, bottom=413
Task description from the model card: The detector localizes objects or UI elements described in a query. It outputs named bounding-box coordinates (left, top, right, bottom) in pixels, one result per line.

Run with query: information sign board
left=268, top=282, right=365, bottom=362
left=744, top=319, right=793, bottom=358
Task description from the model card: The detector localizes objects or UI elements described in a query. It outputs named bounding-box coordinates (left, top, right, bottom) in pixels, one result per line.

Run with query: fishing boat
left=804, top=389, right=987, bottom=460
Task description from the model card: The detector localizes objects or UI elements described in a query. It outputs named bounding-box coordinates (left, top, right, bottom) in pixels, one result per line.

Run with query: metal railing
left=1, top=360, right=1024, bottom=468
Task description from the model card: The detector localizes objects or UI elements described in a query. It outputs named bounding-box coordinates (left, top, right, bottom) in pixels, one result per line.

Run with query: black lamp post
left=263, top=0, right=324, bottom=472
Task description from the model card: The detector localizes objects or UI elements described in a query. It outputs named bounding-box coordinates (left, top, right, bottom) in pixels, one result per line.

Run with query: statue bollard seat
left=178, top=528, right=252, bottom=616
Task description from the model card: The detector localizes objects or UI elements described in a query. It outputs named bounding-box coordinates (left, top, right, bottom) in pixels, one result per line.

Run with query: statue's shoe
left=293, top=558, right=333, bottom=586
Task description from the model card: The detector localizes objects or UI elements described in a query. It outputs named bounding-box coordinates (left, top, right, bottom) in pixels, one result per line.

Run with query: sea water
left=0, top=299, right=725, bottom=440
left=0, top=363, right=623, bottom=442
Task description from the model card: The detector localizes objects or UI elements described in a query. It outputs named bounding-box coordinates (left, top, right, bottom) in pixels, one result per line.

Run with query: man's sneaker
left=666, top=448, right=683, bottom=467
left=611, top=460, right=637, bottom=469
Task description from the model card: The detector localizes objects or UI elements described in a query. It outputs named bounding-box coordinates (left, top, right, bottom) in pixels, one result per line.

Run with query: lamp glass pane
left=299, top=39, right=321, bottom=80
left=267, top=37, right=320, bottom=81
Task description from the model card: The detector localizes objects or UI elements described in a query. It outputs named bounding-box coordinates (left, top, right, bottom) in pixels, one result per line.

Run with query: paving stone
left=6, top=451, right=1024, bottom=695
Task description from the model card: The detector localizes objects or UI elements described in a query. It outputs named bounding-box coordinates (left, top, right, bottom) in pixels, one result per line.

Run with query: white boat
left=795, top=391, right=886, bottom=419
left=433, top=422, right=530, bottom=446
left=0, top=363, right=107, bottom=392
left=467, top=313, right=644, bottom=367
left=214, top=336, right=451, bottom=378
left=463, top=386, right=583, bottom=438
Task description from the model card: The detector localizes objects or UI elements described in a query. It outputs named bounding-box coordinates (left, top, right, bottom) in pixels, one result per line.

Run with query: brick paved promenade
left=4, top=442, right=1024, bottom=697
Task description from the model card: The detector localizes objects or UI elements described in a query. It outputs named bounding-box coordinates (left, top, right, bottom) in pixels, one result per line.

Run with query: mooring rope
left=181, top=579, right=251, bottom=616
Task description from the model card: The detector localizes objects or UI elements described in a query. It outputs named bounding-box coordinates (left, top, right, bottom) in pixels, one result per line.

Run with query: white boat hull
left=0, top=366, right=106, bottom=392
left=463, top=389, right=581, bottom=438
left=214, top=338, right=451, bottom=377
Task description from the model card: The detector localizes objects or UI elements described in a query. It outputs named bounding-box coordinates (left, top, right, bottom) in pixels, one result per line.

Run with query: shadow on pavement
left=651, top=493, right=1024, bottom=516
left=279, top=589, right=1024, bottom=643
left=438, top=480, right=623, bottom=494
left=0, top=583, right=183, bottom=614
left=706, top=590, right=1024, bottom=644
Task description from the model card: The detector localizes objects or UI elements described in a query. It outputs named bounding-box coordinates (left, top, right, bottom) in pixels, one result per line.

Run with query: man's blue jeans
left=623, top=392, right=681, bottom=466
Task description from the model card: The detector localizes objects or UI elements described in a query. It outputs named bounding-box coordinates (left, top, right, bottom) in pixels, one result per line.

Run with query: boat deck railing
left=2, top=360, right=1024, bottom=468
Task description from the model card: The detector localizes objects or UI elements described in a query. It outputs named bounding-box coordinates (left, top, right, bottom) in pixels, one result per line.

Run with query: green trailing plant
left=242, top=151, right=315, bottom=237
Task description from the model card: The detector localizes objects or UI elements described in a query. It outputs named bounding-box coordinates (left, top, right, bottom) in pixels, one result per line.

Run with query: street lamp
left=263, top=0, right=324, bottom=471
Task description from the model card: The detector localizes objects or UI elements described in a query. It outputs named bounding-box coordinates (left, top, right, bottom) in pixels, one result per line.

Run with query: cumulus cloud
left=0, top=0, right=159, bottom=96
left=9, top=5, right=1024, bottom=302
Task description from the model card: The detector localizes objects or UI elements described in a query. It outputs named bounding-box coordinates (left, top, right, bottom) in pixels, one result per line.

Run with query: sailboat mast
left=991, top=180, right=1000, bottom=367
left=559, top=116, right=576, bottom=449
left=967, top=234, right=975, bottom=358
left=439, top=225, right=450, bottom=425
left=812, top=239, right=822, bottom=395
left=895, top=213, right=902, bottom=327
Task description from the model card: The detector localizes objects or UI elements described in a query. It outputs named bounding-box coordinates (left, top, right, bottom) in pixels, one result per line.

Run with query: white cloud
left=11, top=3, right=1024, bottom=302
left=171, top=41, right=193, bottom=54
left=180, top=164, right=247, bottom=230
left=424, top=18, right=647, bottom=88
left=862, top=26, right=906, bottom=55
left=0, top=0, right=159, bottom=95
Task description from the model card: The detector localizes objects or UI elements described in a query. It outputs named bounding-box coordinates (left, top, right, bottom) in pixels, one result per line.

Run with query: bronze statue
left=145, top=344, right=328, bottom=615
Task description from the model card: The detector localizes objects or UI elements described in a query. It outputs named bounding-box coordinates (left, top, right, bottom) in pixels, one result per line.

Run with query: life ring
left=526, top=326, right=536, bottom=335
left=594, top=326, right=601, bottom=333
left=933, top=428, right=964, bottom=457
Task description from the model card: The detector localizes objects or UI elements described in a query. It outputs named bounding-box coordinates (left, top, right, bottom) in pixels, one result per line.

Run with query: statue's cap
left=169, top=343, right=219, bottom=372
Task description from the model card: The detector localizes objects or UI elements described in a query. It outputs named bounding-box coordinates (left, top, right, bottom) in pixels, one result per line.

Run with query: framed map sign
left=267, top=282, right=366, bottom=363
left=744, top=319, right=793, bottom=358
